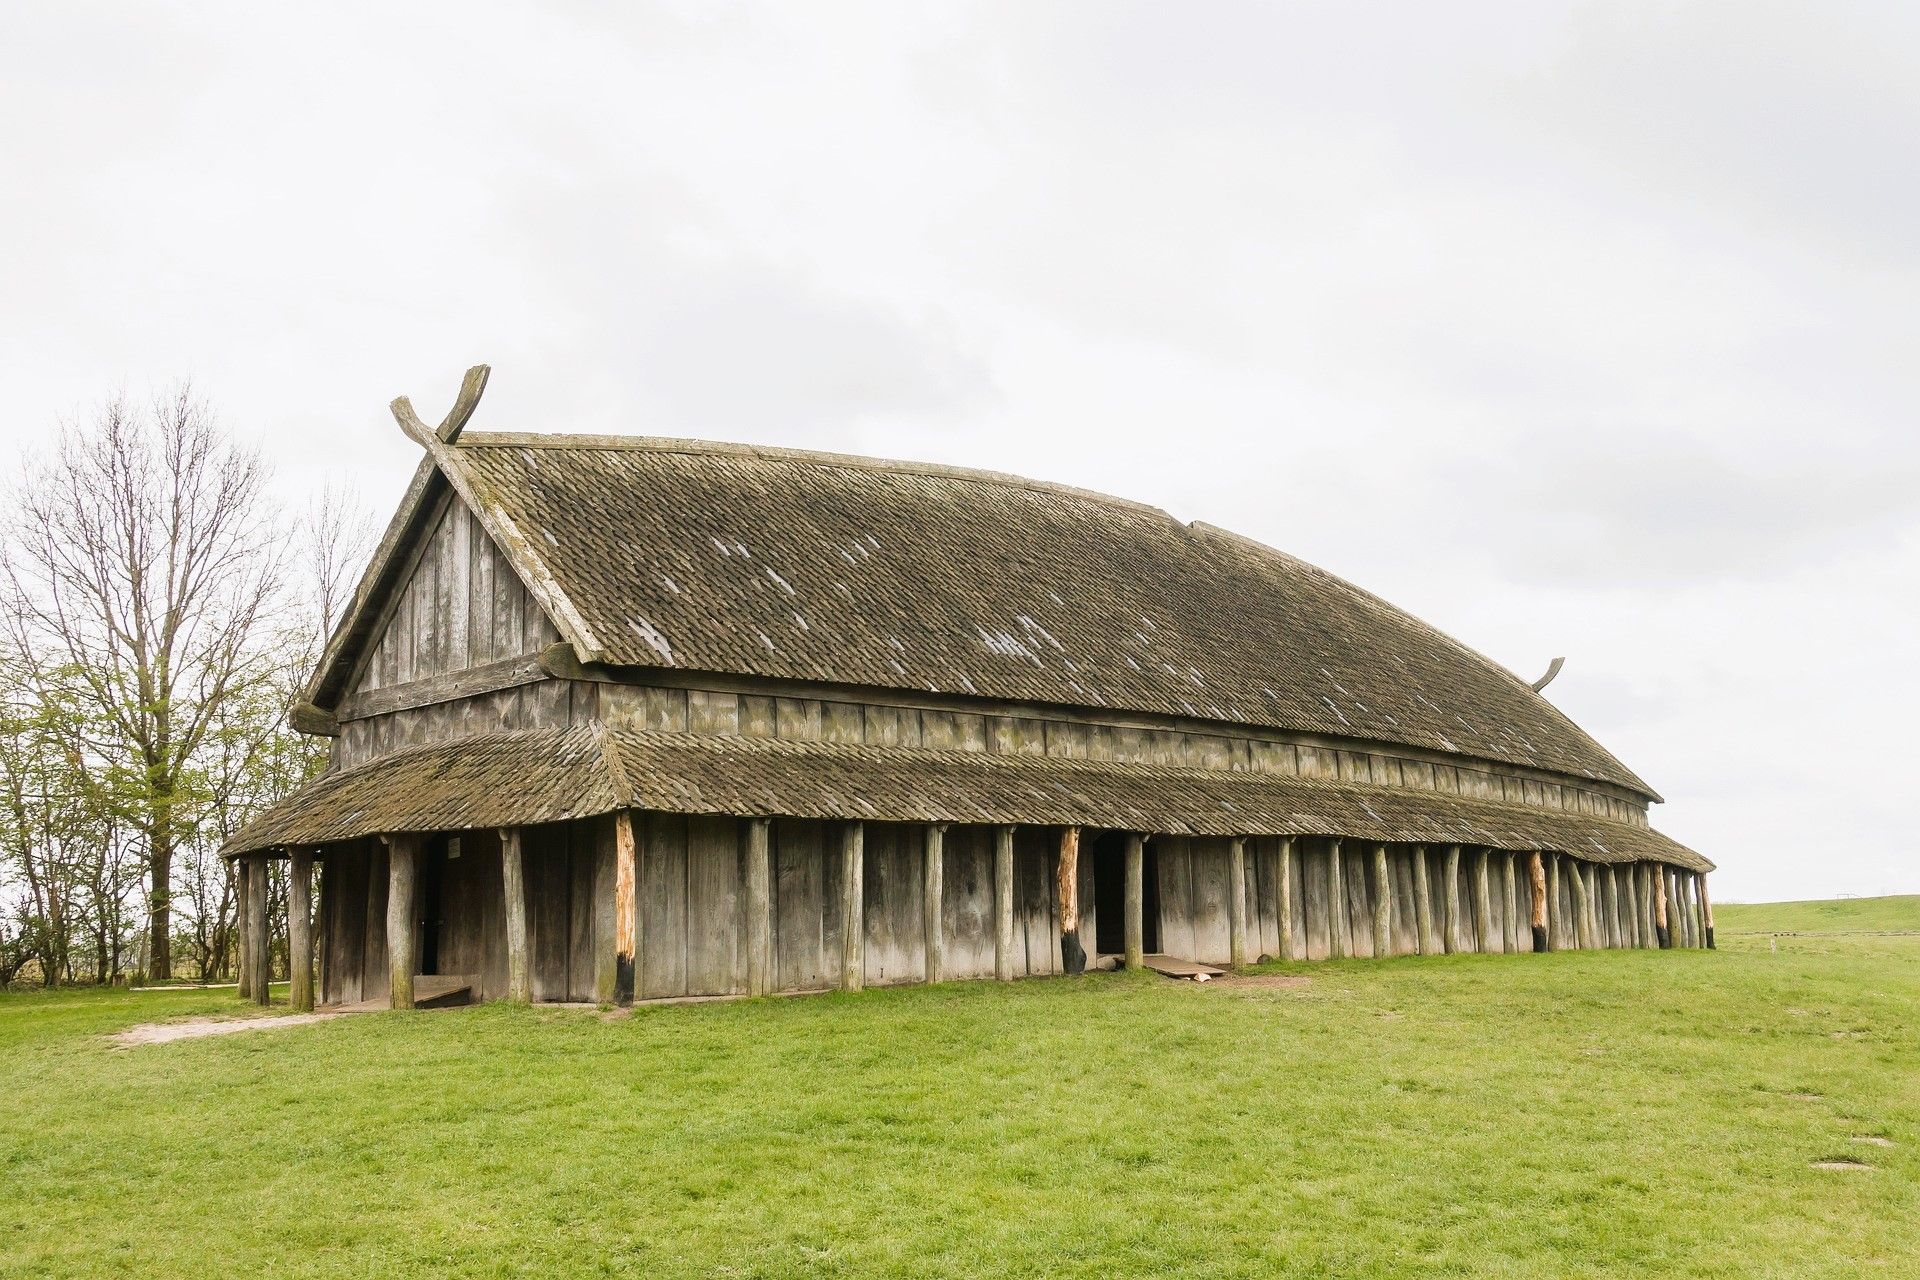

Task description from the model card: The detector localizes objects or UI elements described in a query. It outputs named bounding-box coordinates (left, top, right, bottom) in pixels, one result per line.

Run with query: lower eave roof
left=224, top=727, right=1711, bottom=871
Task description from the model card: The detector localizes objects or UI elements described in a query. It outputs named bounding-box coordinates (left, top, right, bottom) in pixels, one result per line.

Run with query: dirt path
left=110, top=1011, right=346, bottom=1048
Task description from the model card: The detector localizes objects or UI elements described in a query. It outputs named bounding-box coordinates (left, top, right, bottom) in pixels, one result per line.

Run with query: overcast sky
left=4, top=2, right=1914, bottom=902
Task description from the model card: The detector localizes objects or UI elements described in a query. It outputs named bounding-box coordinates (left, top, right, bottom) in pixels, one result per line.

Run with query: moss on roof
left=437, top=433, right=1654, bottom=795
left=226, top=727, right=1707, bottom=870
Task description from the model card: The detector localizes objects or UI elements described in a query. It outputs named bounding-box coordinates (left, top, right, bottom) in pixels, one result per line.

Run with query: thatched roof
left=226, top=727, right=1709, bottom=870
left=311, top=433, right=1656, bottom=797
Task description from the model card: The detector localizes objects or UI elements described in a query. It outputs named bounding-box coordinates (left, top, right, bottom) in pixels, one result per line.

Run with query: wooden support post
left=606, top=811, right=637, bottom=1004
left=1624, top=863, right=1642, bottom=948
left=1591, top=865, right=1607, bottom=947
left=1670, top=870, right=1688, bottom=948
left=923, top=824, right=946, bottom=983
left=235, top=859, right=254, bottom=1001
left=1371, top=844, right=1391, bottom=959
left=1411, top=844, right=1434, bottom=956
left=1547, top=854, right=1563, bottom=950
left=1277, top=837, right=1296, bottom=961
left=1124, top=833, right=1145, bottom=969
left=1654, top=864, right=1672, bottom=948
left=1497, top=852, right=1512, bottom=951
left=1569, top=860, right=1591, bottom=950
left=1680, top=873, right=1697, bottom=949
left=1327, top=839, right=1347, bottom=960
left=745, top=817, right=772, bottom=997
left=1229, top=836, right=1250, bottom=967
left=841, top=822, right=865, bottom=992
left=1640, top=863, right=1658, bottom=948
left=1058, top=827, right=1086, bottom=975
left=1700, top=873, right=1715, bottom=950
left=1442, top=845, right=1461, bottom=954
left=500, top=827, right=530, bottom=1003
left=288, top=849, right=314, bottom=1013
left=993, top=825, right=1016, bottom=980
left=1528, top=852, right=1548, bottom=953
left=1689, top=873, right=1702, bottom=948
left=248, top=856, right=272, bottom=1005
left=385, top=834, right=418, bottom=1010
left=1680, top=869, right=1695, bottom=949
left=1473, top=848, right=1492, bottom=953
left=1605, top=866, right=1622, bottom=948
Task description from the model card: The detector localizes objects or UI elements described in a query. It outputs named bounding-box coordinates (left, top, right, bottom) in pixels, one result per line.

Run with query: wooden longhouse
left=226, top=367, right=1715, bottom=1011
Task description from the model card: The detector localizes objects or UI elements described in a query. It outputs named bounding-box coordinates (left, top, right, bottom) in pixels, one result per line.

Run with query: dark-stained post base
left=1656, top=925, right=1671, bottom=949
left=1706, top=927, right=1715, bottom=950
left=1061, top=931, right=1087, bottom=975
left=1532, top=924, right=1548, bottom=953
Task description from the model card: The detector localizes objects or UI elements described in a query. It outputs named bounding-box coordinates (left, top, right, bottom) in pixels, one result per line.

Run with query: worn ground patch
left=109, top=1011, right=347, bottom=1048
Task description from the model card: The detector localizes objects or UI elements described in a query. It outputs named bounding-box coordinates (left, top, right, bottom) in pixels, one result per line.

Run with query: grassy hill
left=1716, top=894, right=1920, bottom=934
left=4, top=922, right=1917, bottom=1277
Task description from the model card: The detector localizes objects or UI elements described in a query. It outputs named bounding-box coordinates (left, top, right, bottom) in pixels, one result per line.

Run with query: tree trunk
left=147, top=823, right=173, bottom=981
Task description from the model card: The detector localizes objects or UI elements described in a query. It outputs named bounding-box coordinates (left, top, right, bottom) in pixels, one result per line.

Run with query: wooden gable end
left=343, top=487, right=559, bottom=706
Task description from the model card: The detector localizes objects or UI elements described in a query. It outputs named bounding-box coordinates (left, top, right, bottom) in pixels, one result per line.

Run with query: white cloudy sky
left=3, top=2, right=1914, bottom=902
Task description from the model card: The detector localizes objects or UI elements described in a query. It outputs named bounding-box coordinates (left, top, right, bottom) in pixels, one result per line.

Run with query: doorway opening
left=417, top=837, right=449, bottom=976
left=1092, top=832, right=1158, bottom=956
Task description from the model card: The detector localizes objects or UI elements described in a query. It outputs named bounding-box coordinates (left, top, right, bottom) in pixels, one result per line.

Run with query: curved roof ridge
left=456, top=431, right=1178, bottom=522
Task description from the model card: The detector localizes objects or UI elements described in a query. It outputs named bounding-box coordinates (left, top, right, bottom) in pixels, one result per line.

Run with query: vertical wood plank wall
left=350, top=490, right=558, bottom=695
left=319, top=819, right=612, bottom=1005
left=319, top=819, right=1698, bottom=1004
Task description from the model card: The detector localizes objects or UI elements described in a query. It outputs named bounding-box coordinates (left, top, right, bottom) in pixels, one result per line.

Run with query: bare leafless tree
left=2, top=387, right=286, bottom=979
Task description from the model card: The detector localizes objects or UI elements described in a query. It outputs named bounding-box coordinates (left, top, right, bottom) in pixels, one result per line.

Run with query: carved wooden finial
left=390, top=364, right=491, bottom=448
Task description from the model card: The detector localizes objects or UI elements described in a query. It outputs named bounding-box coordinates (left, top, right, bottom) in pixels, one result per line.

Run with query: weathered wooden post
left=1473, top=848, right=1492, bottom=953
left=1681, top=869, right=1697, bottom=948
left=1547, top=853, right=1563, bottom=950
left=841, top=822, right=865, bottom=991
left=1640, top=863, right=1659, bottom=948
left=235, top=859, right=253, bottom=1000
left=288, top=849, right=314, bottom=1013
left=1411, top=844, right=1434, bottom=956
left=923, top=824, right=946, bottom=983
left=1500, top=853, right=1518, bottom=951
left=609, top=811, right=639, bottom=1004
left=1679, top=872, right=1698, bottom=948
left=1624, top=863, right=1642, bottom=948
left=1570, top=860, right=1591, bottom=950
left=247, top=856, right=271, bottom=1005
left=745, top=817, right=772, bottom=997
left=1699, top=873, right=1715, bottom=950
left=1600, top=866, right=1616, bottom=948
left=1326, top=839, right=1347, bottom=959
left=1597, top=867, right=1612, bottom=948
left=1370, top=844, right=1391, bottom=959
left=1654, top=864, right=1672, bottom=948
left=384, top=833, right=419, bottom=1010
left=1058, top=827, right=1086, bottom=974
left=1277, top=836, right=1296, bottom=961
left=1124, top=833, right=1145, bottom=968
left=1669, top=870, right=1687, bottom=947
left=1229, top=836, right=1250, bottom=967
left=1442, top=845, right=1461, bottom=954
left=499, top=827, right=530, bottom=1003
left=1528, top=852, right=1548, bottom=952
left=994, top=826, right=1017, bottom=980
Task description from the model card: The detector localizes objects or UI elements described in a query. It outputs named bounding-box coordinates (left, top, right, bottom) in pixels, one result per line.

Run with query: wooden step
left=1139, top=955, right=1224, bottom=980
left=414, top=974, right=477, bottom=1008
left=324, top=974, right=478, bottom=1013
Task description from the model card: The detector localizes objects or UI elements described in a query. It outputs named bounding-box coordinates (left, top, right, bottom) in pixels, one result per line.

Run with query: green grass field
left=1716, top=894, right=1920, bottom=934
left=4, top=898, right=1918, bottom=1278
